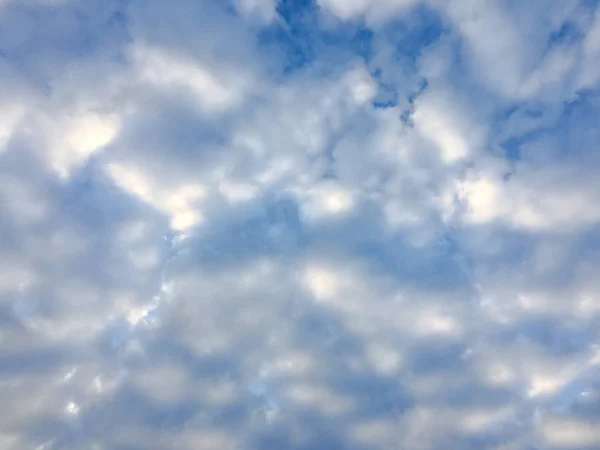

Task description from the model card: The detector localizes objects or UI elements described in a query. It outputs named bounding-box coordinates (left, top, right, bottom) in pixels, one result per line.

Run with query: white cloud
left=456, top=166, right=600, bottom=231
left=0, top=102, right=25, bottom=150
left=50, top=113, right=120, bottom=177
left=413, top=86, right=483, bottom=163
left=218, top=180, right=259, bottom=203
left=131, top=45, right=251, bottom=112
left=106, top=162, right=206, bottom=231
left=444, top=0, right=529, bottom=97
left=317, top=0, right=419, bottom=23
left=296, top=181, right=355, bottom=222
left=538, top=416, right=600, bottom=448
left=234, top=0, right=277, bottom=24
left=302, top=265, right=342, bottom=301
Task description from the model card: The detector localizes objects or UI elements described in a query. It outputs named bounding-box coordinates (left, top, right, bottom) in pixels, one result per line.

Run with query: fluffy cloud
left=317, top=0, right=419, bottom=23
left=0, top=0, right=599, bottom=449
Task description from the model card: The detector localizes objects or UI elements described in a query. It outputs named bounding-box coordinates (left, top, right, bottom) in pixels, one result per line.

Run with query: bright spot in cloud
left=65, top=402, right=80, bottom=416
left=67, top=114, right=119, bottom=159
left=302, top=266, right=341, bottom=301
left=299, top=182, right=355, bottom=222
left=106, top=163, right=205, bottom=230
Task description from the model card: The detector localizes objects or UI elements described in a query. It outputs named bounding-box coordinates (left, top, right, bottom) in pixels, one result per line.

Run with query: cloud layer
left=1, top=0, right=599, bottom=449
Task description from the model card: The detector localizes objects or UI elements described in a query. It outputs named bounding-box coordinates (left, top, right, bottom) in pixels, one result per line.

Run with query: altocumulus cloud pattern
left=1, top=0, right=600, bottom=449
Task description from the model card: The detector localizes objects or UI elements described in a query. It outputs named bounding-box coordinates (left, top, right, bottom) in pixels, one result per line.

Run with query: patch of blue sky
left=258, top=0, right=372, bottom=74
left=548, top=20, right=587, bottom=48
left=385, top=3, right=446, bottom=64
left=257, top=0, right=449, bottom=117
left=497, top=87, right=600, bottom=162
left=259, top=0, right=445, bottom=76
left=496, top=104, right=554, bottom=161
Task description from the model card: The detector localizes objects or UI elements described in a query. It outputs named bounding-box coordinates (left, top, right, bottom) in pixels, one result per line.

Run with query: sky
left=1, top=0, right=600, bottom=449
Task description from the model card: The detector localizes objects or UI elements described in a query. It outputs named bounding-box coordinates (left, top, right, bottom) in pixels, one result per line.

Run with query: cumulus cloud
left=1, top=0, right=599, bottom=449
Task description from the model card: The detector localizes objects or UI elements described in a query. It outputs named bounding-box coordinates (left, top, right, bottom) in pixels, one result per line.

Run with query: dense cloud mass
left=1, top=0, right=600, bottom=449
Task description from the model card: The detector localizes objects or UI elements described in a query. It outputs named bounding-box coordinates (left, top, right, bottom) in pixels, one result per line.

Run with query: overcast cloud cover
left=1, top=0, right=600, bottom=448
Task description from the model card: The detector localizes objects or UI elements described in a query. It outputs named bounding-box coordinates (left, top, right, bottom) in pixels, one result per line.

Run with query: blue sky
left=1, top=0, right=600, bottom=449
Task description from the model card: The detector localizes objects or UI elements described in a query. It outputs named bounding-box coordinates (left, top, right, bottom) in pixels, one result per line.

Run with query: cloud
left=234, top=0, right=278, bottom=24
left=317, top=0, right=419, bottom=23
left=578, top=7, right=600, bottom=90
left=1, top=0, right=599, bottom=449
